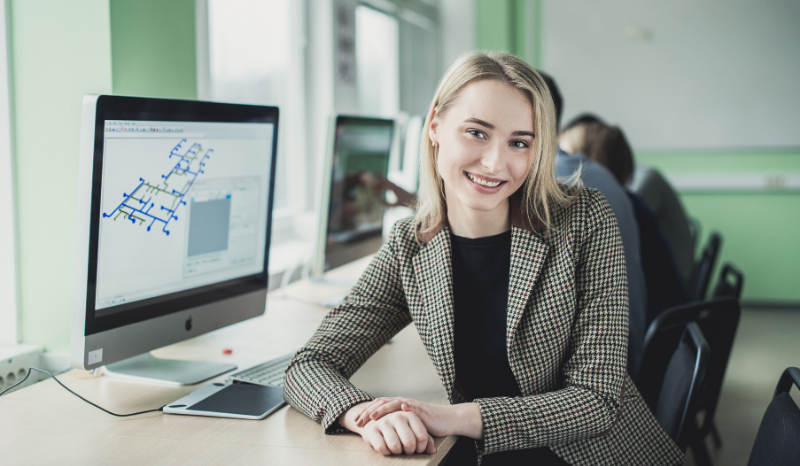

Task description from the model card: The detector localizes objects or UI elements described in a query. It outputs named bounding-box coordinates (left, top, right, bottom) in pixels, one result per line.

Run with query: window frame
left=0, top=0, right=20, bottom=345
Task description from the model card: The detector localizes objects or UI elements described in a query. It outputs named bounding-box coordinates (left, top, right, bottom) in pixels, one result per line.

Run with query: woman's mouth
left=464, top=171, right=506, bottom=194
left=465, top=171, right=505, bottom=188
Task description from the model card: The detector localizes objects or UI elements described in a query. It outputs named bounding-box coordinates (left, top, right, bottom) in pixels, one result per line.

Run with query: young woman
left=283, top=52, right=683, bottom=465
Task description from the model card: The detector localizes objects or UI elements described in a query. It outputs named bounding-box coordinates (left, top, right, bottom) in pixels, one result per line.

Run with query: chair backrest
left=711, top=262, right=744, bottom=300
left=655, top=322, right=709, bottom=451
left=687, top=216, right=700, bottom=258
left=747, top=367, right=800, bottom=466
left=637, top=297, right=740, bottom=417
left=687, top=232, right=722, bottom=301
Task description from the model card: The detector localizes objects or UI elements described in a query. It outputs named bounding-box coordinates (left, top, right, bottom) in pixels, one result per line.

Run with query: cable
left=0, top=367, right=165, bottom=417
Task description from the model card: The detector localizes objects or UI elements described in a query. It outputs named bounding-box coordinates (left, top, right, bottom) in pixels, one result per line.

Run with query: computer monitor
left=71, top=95, right=278, bottom=385
left=311, top=115, right=395, bottom=276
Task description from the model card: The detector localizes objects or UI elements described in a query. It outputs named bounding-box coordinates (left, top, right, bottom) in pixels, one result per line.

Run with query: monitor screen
left=324, top=116, right=394, bottom=272
left=94, top=120, right=273, bottom=316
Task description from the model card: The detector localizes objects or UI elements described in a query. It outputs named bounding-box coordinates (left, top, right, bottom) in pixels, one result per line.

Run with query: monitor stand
left=103, top=352, right=237, bottom=386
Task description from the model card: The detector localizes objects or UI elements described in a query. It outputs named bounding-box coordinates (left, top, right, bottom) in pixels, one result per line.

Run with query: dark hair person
left=560, top=120, right=689, bottom=328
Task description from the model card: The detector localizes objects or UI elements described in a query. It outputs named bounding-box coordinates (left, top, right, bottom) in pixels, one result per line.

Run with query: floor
left=683, top=306, right=800, bottom=466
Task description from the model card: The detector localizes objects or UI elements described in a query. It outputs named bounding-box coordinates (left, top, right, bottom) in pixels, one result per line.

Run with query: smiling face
left=429, top=79, right=535, bottom=224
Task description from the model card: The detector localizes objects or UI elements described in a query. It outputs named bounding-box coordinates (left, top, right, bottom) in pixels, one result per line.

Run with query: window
left=202, top=0, right=308, bottom=219
left=197, top=0, right=442, bottom=274
left=358, top=0, right=440, bottom=119
left=355, top=6, right=399, bottom=117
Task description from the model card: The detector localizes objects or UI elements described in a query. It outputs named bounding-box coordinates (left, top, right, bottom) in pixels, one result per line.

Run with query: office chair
left=747, top=367, right=800, bottom=466
left=701, top=262, right=743, bottom=448
left=654, top=322, right=709, bottom=453
left=687, top=216, right=701, bottom=259
left=637, top=297, right=740, bottom=466
left=687, top=232, right=722, bottom=302
left=711, top=263, right=743, bottom=300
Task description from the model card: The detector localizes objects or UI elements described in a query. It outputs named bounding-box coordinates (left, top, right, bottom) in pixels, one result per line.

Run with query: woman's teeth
left=467, top=172, right=502, bottom=187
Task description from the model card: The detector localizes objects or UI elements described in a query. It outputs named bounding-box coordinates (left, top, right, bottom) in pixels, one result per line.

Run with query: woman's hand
left=361, top=411, right=437, bottom=456
left=355, top=397, right=484, bottom=440
left=339, top=401, right=437, bottom=456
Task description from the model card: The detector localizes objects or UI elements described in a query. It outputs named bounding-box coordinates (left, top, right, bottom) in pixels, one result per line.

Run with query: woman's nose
left=480, top=144, right=504, bottom=174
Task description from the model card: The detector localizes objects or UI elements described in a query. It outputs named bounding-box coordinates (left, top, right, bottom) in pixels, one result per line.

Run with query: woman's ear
left=428, top=107, right=440, bottom=145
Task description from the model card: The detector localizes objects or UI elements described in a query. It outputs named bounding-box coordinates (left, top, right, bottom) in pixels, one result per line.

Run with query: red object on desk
left=223, top=348, right=233, bottom=355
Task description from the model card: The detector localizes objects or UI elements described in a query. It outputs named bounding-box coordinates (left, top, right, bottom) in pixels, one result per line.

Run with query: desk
left=0, top=258, right=457, bottom=465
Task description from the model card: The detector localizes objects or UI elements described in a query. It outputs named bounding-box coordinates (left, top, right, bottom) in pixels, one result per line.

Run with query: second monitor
left=312, top=115, right=395, bottom=275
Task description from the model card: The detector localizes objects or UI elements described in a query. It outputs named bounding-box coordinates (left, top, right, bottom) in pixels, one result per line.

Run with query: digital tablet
left=163, top=382, right=285, bottom=420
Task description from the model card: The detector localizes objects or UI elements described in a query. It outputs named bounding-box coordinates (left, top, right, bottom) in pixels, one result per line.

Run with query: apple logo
left=185, top=316, right=193, bottom=332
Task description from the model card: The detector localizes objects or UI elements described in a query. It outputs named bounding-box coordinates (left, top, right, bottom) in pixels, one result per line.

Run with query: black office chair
left=637, top=297, right=740, bottom=466
left=687, top=232, right=722, bottom=302
left=638, top=298, right=740, bottom=409
left=688, top=216, right=701, bottom=259
left=747, top=367, right=800, bottom=466
left=711, top=262, right=744, bottom=300
left=701, top=262, right=744, bottom=448
left=654, top=322, right=709, bottom=452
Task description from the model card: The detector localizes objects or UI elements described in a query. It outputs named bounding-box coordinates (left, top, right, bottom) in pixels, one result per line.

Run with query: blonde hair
left=414, top=51, right=579, bottom=241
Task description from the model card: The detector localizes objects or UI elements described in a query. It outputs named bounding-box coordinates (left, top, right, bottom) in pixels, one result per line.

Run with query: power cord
left=0, top=367, right=165, bottom=417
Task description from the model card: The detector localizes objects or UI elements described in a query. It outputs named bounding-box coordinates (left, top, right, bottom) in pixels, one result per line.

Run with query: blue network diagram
left=103, top=139, right=212, bottom=236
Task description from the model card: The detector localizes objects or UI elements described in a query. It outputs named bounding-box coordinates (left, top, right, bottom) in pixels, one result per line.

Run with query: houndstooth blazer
left=284, top=186, right=684, bottom=465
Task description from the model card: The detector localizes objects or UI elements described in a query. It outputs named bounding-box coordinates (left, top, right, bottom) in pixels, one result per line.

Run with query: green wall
left=475, top=4, right=800, bottom=305
left=110, top=0, right=197, bottom=99
left=12, top=0, right=197, bottom=352
left=636, top=149, right=800, bottom=304
left=12, top=0, right=113, bottom=353
left=475, top=0, right=532, bottom=61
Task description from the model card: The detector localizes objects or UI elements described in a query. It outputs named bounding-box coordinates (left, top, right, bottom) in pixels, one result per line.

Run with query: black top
left=450, top=230, right=570, bottom=466
left=451, top=230, right=519, bottom=400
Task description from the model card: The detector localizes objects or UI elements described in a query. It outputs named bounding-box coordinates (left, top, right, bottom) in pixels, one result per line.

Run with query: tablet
left=163, top=382, right=285, bottom=420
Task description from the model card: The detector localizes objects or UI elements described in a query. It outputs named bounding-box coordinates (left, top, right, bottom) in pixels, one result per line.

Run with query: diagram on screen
left=103, top=139, right=212, bottom=236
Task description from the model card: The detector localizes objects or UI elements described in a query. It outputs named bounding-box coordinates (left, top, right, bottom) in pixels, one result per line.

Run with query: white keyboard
left=228, top=352, right=296, bottom=387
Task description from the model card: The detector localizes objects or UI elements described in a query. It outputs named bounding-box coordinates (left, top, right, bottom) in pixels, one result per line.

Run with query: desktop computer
left=71, top=95, right=279, bottom=385
left=311, top=115, right=396, bottom=277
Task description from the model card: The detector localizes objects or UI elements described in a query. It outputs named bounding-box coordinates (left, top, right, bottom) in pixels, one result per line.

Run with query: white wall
left=541, top=0, right=800, bottom=150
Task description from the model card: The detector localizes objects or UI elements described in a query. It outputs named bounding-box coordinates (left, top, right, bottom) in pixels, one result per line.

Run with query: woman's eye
left=511, top=140, right=529, bottom=148
left=467, top=129, right=486, bottom=139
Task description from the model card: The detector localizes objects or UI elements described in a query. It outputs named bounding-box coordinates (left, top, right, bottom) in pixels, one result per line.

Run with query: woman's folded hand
left=355, top=397, right=483, bottom=440
left=361, top=410, right=437, bottom=456
left=339, top=400, right=437, bottom=456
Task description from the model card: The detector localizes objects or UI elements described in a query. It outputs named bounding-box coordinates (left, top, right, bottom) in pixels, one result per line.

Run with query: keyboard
left=228, top=351, right=296, bottom=387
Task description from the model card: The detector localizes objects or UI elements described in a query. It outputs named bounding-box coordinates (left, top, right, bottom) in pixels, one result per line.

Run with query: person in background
left=284, top=52, right=683, bottom=465
left=560, top=120, right=689, bottom=329
left=562, top=114, right=696, bottom=285
left=538, top=73, right=649, bottom=379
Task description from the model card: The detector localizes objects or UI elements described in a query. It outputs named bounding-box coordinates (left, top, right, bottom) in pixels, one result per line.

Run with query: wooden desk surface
left=0, top=259, right=456, bottom=465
